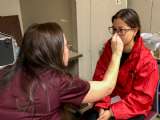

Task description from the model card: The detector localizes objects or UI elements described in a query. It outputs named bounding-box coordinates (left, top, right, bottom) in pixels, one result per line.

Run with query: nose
left=116, top=31, right=119, bottom=35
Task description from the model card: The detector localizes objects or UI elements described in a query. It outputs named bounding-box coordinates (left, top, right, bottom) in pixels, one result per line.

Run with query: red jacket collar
left=105, top=36, right=143, bottom=61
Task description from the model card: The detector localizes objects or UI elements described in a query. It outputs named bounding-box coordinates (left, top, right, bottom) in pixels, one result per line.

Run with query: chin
left=65, top=64, right=68, bottom=67
left=65, top=62, right=68, bottom=66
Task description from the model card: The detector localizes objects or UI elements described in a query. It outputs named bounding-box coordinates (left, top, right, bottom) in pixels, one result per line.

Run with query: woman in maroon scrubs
left=0, top=22, right=123, bottom=120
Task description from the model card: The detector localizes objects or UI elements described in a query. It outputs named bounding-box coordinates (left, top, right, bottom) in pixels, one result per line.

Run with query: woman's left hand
left=97, top=110, right=112, bottom=120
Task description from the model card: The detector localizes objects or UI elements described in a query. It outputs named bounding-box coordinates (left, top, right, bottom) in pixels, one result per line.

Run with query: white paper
left=151, top=33, right=160, bottom=42
left=111, top=95, right=121, bottom=104
left=141, top=33, right=160, bottom=51
left=140, top=33, right=152, bottom=41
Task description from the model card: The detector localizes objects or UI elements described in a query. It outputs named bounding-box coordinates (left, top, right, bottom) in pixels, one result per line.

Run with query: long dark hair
left=112, top=8, right=141, bottom=41
left=0, top=22, right=72, bottom=115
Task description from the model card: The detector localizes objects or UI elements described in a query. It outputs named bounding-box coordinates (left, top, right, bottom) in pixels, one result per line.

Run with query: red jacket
left=93, top=36, right=159, bottom=119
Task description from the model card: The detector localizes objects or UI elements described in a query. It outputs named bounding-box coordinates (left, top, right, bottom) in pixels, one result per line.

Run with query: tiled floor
left=154, top=116, right=160, bottom=120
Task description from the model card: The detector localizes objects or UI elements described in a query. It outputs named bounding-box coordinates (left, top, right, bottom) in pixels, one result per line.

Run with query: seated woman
left=0, top=22, right=123, bottom=120
left=86, top=8, right=159, bottom=120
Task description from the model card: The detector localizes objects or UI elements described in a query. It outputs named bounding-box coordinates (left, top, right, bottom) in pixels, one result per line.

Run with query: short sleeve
left=59, top=75, right=90, bottom=107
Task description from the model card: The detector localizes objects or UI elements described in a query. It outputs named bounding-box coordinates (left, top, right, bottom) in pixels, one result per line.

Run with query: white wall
left=0, top=0, right=23, bottom=34
left=20, top=0, right=73, bottom=46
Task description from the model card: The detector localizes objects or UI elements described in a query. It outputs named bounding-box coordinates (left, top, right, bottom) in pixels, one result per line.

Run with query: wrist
left=112, top=52, right=122, bottom=58
left=111, top=53, right=122, bottom=62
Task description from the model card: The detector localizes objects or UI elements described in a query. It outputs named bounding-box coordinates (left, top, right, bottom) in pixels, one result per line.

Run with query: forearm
left=102, top=53, right=121, bottom=93
left=82, top=53, right=121, bottom=103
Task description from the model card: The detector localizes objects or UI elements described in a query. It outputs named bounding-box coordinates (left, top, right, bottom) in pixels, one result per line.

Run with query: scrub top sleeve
left=59, top=75, right=90, bottom=107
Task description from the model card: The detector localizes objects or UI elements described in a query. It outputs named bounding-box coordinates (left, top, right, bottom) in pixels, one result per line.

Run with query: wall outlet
left=115, top=0, right=121, bottom=4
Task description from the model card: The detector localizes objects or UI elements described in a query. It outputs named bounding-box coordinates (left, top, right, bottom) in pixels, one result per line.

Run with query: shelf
left=69, top=51, right=82, bottom=61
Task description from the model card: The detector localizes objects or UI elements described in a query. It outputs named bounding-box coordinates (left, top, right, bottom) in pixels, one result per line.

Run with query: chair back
left=152, top=81, right=159, bottom=116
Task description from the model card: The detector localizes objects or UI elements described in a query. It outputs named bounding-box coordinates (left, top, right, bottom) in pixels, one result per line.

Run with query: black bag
left=0, top=32, right=15, bottom=67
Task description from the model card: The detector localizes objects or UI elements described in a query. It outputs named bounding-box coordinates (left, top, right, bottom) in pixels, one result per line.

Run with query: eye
left=119, top=29, right=123, bottom=32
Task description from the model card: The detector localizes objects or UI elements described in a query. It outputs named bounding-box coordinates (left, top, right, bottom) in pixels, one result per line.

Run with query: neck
left=123, top=39, right=135, bottom=53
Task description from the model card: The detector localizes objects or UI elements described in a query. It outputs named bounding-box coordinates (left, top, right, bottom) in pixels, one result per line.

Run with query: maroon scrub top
left=0, top=70, right=90, bottom=120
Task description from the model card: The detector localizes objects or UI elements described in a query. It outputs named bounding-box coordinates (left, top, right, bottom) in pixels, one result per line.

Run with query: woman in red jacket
left=86, top=8, right=159, bottom=120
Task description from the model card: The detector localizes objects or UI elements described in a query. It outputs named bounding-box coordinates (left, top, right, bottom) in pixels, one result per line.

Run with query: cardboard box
left=155, top=31, right=160, bottom=34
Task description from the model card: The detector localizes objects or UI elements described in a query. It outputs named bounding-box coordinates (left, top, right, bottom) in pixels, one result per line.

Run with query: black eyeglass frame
left=108, top=27, right=134, bottom=36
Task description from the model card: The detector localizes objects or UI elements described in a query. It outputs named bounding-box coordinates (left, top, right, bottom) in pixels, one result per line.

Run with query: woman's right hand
left=111, top=33, right=123, bottom=56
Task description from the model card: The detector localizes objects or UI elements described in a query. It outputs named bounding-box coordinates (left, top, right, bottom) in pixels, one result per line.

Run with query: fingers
left=97, top=114, right=108, bottom=120
left=111, top=33, right=123, bottom=56
left=98, top=108, right=105, bottom=120
left=112, top=33, right=121, bottom=45
left=99, top=108, right=105, bottom=116
left=98, top=114, right=104, bottom=119
left=111, top=33, right=117, bottom=42
left=116, top=35, right=123, bottom=53
left=97, top=110, right=110, bottom=120
left=97, top=116, right=103, bottom=120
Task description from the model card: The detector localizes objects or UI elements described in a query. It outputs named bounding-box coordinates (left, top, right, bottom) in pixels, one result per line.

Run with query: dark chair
left=143, top=81, right=159, bottom=120
left=70, top=103, right=89, bottom=118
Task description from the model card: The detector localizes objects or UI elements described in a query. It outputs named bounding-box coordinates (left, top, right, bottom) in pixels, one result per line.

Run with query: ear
left=133, top=28, right=138, bottom=37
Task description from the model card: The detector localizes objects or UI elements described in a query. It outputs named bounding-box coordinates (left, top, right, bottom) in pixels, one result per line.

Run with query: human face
left=112, top=18, right=138, bottom=53
left=63, top=35, right=69, bottom=66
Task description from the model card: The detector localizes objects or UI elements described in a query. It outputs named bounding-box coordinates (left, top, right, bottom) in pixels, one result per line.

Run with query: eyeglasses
left=108, top=27, right=133, bottom=36
left=67, top=41, right=72, bottom=51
